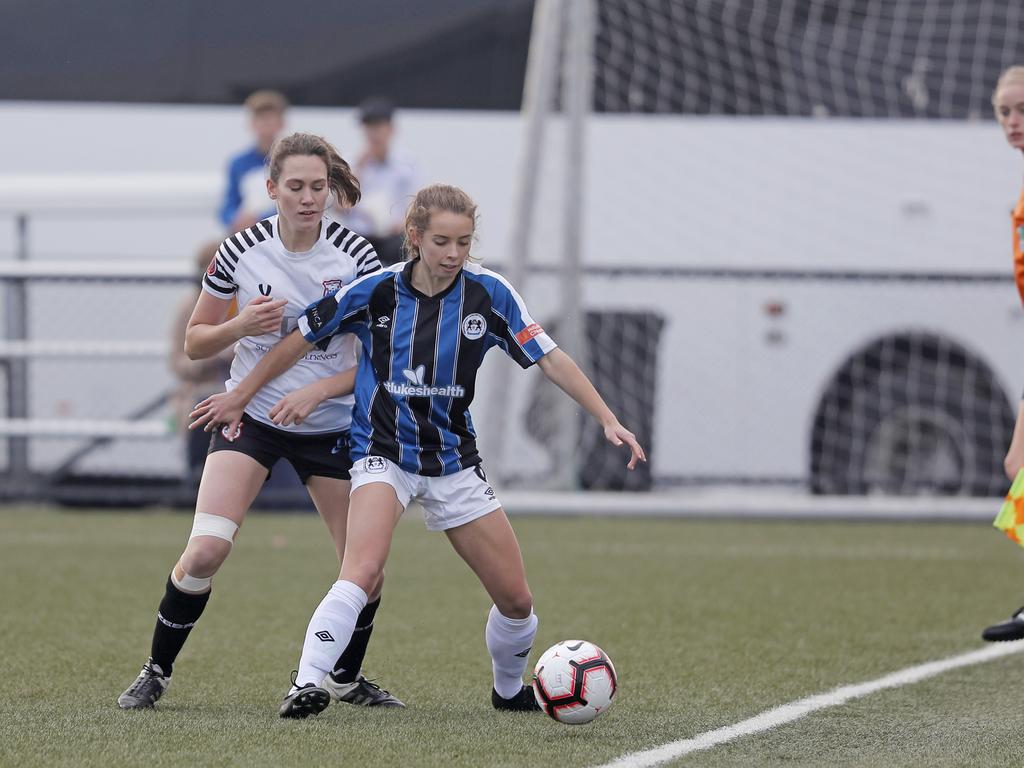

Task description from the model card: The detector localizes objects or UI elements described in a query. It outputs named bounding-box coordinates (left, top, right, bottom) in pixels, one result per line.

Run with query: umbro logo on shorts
left=315, top=630, right=335, bottom=642
left=366, top=457, right=388, bottom=473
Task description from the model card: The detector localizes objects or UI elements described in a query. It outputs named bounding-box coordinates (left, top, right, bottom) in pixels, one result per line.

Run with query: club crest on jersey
left=322, top=278, right=343, bottom=296
left=206, top=258, right=217, bottom=276
left=365, top=456, right=388, bottom=473
left=462, top=313, right=487, bottom=340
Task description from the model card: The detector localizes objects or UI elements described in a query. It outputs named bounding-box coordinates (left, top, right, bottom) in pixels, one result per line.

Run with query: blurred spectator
left=219, top=89, right=287, bottom=232
left=170, top=241, right=234, bottom=483
left=335, top=96, right=417, bottom=266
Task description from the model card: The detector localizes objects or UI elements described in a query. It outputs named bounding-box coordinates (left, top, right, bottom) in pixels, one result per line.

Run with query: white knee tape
left=171, top=569, right=212, bottom=593
left=189, top=512, right=238, bottom=545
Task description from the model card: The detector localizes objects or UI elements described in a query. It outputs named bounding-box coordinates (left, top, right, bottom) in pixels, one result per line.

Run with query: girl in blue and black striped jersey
left=191, top=184, right=646, bottom=717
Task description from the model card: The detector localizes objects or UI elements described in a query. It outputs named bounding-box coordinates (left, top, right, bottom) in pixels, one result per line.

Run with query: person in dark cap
left=333, top=97, right=418, bottom=266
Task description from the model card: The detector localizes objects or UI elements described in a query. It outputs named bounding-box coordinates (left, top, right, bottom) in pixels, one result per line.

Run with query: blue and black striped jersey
left=297, top=259, right=557, bottom=475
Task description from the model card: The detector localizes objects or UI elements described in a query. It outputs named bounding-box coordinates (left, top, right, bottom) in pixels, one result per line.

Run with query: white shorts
left=349, top=456, right=502, bottom=532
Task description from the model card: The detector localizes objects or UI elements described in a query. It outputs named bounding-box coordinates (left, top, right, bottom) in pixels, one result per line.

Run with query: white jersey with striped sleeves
left=202, top=215, right=380, bottom=434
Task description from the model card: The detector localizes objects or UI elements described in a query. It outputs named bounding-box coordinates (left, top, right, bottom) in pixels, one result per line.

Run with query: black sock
left=331, top=596, right=380, bottom=683
left=150, top=576, right=211, bottom=676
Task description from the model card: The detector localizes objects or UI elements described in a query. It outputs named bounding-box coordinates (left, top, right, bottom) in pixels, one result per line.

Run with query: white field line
left=593, top=641, right=1024, bottom=768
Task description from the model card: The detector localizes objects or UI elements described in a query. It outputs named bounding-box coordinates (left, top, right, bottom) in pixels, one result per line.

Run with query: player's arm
left=1015, top=236, right=1024, bottom=307
left=189, top=330, right=314, bottom=434
left=268, top=368, right=358, bottom=427
left=537, top=348, right=646, bottom=469
left=1005, top=399, right=1024, bottom=480
left=189, top=288, right=356, bottom=433
left=184, top=291, right=288, bottom=360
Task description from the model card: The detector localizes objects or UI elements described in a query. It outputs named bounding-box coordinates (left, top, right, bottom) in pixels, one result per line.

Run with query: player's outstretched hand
left=236, top=295, right=288, bottom=337
left=189, top=390, right=246, bottom=438
left=604, top=422, right=646, bottom=470
left=268, top=383, right=327, bottom=427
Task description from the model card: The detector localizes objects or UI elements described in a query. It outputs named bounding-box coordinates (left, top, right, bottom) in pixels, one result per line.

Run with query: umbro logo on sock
left=315, top=631, right=335, bottom=642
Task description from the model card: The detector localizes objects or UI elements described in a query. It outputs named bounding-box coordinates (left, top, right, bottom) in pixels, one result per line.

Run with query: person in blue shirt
left=219, top=90, right=287, bottom=233
left=190, top=183, right=646, bottom=718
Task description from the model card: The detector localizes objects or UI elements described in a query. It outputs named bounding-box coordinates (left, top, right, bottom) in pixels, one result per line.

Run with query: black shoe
left=322, top=672, right=406, bottom=708
left=982, top=607, right=1024, bottom=642
left=118, top=658, right=171, bottom=709
left=491, top=685, right=541, bottom=712
left=279, top=672, right=331, bottom=719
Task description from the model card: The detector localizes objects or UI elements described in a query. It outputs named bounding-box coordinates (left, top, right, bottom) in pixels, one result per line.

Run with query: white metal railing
left=0, top=340, right=168, bottom=358
left=1, top=183, right=214, bottom=478
left=0, top=261, right=192, bottom=279
left=0, top=419, right=171, bottom=438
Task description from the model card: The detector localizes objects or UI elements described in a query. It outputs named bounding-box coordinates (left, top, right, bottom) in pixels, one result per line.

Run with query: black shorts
left=207, top=413, right=352, bottom=483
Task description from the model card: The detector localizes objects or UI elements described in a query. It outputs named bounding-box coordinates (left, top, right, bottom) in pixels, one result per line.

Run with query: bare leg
left=445, top=508, right=539, bottom=702
left=292, top=481, right=404, bottom=689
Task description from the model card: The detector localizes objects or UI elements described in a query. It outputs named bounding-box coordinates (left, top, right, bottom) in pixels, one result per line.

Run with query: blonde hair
left=244, top=89, right=288, bottom=115
left=268, top=132, right=361, bottom=207
left=402, top=184, right=478, bottom=261
left=992, top=65, right=1024, bottom=110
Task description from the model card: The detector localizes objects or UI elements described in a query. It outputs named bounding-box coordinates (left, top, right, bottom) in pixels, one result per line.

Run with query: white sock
left=294, top=580, right=368, bottom=689
left=485, top=604, right=538, bottom=699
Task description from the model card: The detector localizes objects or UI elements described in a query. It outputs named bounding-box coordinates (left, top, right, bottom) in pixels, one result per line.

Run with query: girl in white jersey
left=191, top=184, right=646, bottom=717
left=118, top=133, right=403, bottom=711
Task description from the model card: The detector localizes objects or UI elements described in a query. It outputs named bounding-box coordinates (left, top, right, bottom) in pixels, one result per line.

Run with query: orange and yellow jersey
left=1014, top=183, right=1024, bottom=305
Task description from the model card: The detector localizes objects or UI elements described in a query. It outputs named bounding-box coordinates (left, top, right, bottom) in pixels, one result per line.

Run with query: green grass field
left=4, top=505, right=1024, bottom=767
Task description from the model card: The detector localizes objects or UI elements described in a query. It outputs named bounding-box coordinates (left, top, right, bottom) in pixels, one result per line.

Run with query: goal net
left=484, top=0, right=1024, bottom=495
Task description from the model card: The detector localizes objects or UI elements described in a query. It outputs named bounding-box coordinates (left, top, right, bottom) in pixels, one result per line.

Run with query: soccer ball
left=531, top=640, right=617, bottom=724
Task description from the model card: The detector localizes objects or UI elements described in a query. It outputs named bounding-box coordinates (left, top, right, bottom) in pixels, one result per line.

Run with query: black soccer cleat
left=491, top=685, right=542, bottom=712
left=322, top=672, right=406, bottom=708
left=279, top=682, right=332, bottom=719
left=982, top=607, right=1024, bottom=642
left=118, top=658, right=171, bottom=709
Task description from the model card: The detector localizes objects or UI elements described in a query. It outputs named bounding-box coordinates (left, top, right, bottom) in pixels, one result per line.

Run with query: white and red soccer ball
left=531, top=640, right=617, bottom=724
